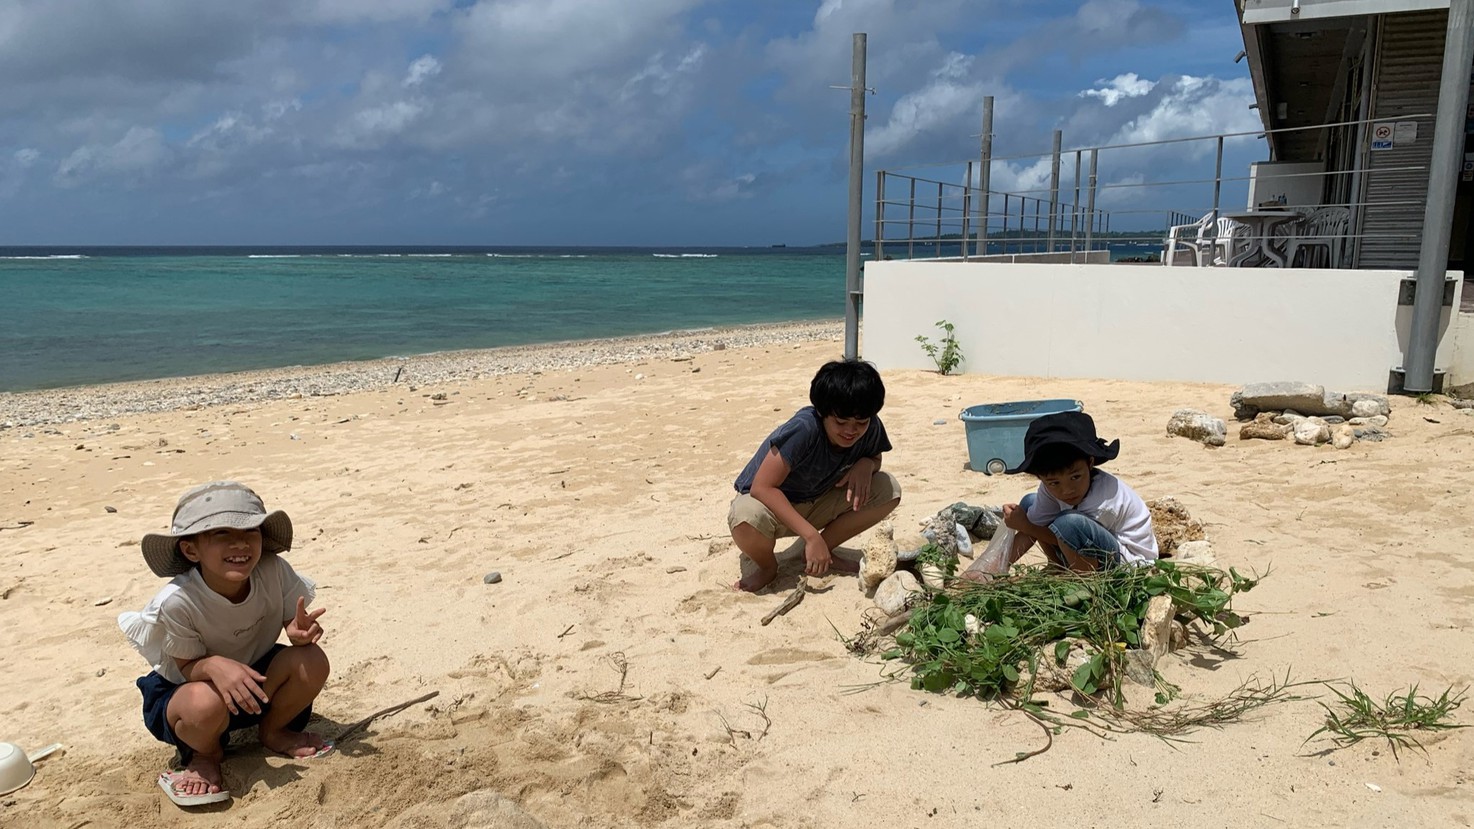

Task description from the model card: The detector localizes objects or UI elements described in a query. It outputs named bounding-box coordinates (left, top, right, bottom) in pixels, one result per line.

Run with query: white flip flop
left=157, top=770, right=231, bottom=807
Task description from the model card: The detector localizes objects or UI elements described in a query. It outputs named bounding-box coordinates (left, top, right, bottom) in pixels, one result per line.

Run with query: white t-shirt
left=1024, top=469, right=1159, bottom=566
left=118, top=554, right=315, bottom=685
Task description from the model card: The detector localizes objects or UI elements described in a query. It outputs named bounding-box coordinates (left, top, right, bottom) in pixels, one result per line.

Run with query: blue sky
left=0, top=0, right=1265, bottom=246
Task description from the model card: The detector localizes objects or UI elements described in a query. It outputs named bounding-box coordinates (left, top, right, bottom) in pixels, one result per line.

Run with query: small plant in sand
left=1306, top=682, right=1467, bottom=759
left=915, top=320, right=964, bottom=375
left=1415, top=392, right=1441, bottom=406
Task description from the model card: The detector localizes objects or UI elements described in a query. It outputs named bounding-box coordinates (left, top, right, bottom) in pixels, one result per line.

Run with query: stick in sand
left=760, top=576, right=807, bottom=626
left=336, top=690, right=440, bottom=743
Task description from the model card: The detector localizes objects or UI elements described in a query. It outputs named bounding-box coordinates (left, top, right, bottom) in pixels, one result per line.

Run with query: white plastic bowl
left=0, top=742, right=60, bottom=795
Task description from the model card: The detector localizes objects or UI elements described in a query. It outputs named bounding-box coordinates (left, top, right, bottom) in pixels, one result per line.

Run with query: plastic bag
left=963, top=524, right=1015, bottom=578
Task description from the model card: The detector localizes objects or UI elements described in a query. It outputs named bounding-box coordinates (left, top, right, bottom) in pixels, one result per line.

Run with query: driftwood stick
left=760, top=577, right=807, bottom=626
left=875, top=609, right=915, bottom=637
left=337, top=691, right=440, bottom=743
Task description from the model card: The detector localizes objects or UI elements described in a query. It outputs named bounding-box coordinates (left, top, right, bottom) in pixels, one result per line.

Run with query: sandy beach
left=2, top=320, right=1471, bottom=828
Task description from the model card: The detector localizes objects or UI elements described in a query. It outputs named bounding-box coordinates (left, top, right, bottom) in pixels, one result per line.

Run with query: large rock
left=1146, top=497, right=1205, bottom=555
left=1233, top=382, right=1326, bottom=419
left=1166, top=409, right=1226, bottom=447
left=874, top=570, right=922, bottom=616
left=1234, top=382, right=1390, bottom=419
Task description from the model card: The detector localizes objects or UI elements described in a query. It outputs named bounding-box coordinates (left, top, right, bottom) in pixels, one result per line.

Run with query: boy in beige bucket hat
left=118, top=481, right=332, bottom=807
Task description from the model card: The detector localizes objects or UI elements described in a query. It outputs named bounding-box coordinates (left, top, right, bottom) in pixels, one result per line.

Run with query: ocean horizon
left=1, top=243, right=1158, bottom=393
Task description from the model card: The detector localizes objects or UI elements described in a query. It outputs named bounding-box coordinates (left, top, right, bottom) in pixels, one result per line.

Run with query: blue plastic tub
left=959, top=399, right=1083, bottom=475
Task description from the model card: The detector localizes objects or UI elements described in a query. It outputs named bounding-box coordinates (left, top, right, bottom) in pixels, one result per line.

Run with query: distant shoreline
left=0, top=319, right=843, bottom=428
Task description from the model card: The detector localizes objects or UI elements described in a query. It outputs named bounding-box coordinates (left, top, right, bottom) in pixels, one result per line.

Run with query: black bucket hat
left=1006, top=411, right=1120, bottom=475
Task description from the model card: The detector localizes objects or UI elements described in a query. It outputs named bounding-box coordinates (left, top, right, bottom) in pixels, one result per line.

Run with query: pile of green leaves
left=882, top=561, right=1260, bottom=702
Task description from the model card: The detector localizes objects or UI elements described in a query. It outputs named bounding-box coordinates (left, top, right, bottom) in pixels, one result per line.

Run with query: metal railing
left=873, top=113, right=1437, bottom=267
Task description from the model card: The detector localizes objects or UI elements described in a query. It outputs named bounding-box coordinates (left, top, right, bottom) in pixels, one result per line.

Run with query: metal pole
left=1002, top=193, right=1010, bottom=250
left=1048, top=130, right=1062, bottom=253
left=1402, top=0, right=1474, bottom=392
left=908, top=178, right=916, bottom=260
left=1085, top=148, right=1099, bottom=258
left=874, top=171, right=886, bottom=262
left=844, top=33, right=866, bottom=361
left=962, top=161, right=973, bottom=261
left=931, top=181, right=943, bottom=256
left=1071, top=149, right=1082, bottom=259
left=1212, top=135, right=1224, bottom=221
left=978, top=96, right=994, bottom=255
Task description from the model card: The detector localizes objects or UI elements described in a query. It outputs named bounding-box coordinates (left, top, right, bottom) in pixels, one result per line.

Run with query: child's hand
left=837, top=458, right=876, bottom=511
left=286, top=596, right=326, bottom=646
left=803, top=534, right=833, bottom=576
left=1002, top=503, right=1029, bottom=532
left=201, top=657, right=270, bottom=715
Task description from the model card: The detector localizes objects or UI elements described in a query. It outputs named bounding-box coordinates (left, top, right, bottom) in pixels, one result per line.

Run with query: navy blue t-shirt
left=733, top=406, right=892, bottom=503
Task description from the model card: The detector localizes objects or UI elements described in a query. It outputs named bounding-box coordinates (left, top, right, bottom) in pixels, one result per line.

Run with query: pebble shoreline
left=1, top=320, right=843, bottom=428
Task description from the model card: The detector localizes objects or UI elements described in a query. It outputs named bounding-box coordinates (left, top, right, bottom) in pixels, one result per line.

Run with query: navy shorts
left=1019, top=493, right=1123, bottom=568
left=137, top=643, right=312, bottom=764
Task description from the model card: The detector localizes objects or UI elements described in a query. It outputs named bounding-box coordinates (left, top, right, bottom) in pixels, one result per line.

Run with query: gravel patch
left=0, top=320, right=843, bottom=428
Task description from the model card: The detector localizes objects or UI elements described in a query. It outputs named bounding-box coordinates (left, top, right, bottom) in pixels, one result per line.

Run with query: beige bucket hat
left=140, top=481, right=293, bottom=578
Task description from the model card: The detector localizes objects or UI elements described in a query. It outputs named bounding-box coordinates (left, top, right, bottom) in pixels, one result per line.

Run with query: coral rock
left=1146, top=497, right=1206, bottom=556
left=1240, top=413, right=1292, bottom=441
left=858, top=521, right=897, bottom=593
left=1330, top=422, right=1355, bottom=450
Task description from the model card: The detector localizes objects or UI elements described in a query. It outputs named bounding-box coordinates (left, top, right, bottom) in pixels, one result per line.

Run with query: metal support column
left=978, top=96, right=994, bottom=256
left=1085, top=149, right=1099, bottom=258
left=843, top=33, right=867, bottom=361
left=1047, top=130, right=1062, bottom=253
left=1401, top=0, right=1474, bottom=392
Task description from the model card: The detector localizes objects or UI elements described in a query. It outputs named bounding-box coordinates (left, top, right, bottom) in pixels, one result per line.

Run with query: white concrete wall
left=863, top=261, right=1461, bottom=392
left=1445, top=312, right=1474, bottom=387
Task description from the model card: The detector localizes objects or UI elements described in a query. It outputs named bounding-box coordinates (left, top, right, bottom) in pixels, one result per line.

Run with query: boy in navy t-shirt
left=728, top=359, right=902, bottom=591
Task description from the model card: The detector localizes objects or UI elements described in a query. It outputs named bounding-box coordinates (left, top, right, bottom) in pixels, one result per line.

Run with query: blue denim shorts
left=137, top=643, right=312, bottom=765
left=1019, top=493, right=1122, bottom=568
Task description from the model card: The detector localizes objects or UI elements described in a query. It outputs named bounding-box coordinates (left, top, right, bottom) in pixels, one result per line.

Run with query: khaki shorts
left=727, top=471, right=901, bottom=539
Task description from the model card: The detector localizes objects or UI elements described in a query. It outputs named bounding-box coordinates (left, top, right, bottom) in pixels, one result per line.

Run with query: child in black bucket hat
left=118, top=481, right=332, bottom=808
left=991, top=411, right=1157, bottom=572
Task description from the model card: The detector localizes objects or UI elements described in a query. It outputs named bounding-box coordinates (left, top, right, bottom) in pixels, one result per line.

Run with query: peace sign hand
left=286, top=596, right=326, bottom=646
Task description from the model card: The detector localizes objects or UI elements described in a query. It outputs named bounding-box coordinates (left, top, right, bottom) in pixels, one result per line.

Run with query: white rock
left=1368, top=415, right=1389, bottom=427
left=874, top=570, right=923, bottom=616
left=1166, top=409, right=1227, bottom=447
left=1174, top=539, right=1216, bottom=565
left=1330, top=422, right=1355, bottom=450
left=918, top=562, right=947, bottom=590
left=1139, top=595, right=1176, bottom=659
left=1350, top=398, right=1382, bottom=418
left=1292, top=418, right=1330, bottom=445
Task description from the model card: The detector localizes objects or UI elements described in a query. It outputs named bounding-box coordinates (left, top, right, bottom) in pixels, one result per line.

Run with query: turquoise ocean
left=0, top=243, right=1158, bottom=393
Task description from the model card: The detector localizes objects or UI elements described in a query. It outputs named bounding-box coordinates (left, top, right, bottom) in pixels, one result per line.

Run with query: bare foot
left=172, top=755, right=224, bottom=796
left=733, top=567, right=778, bottom=593
left=260, top=728, right=333, bottom=759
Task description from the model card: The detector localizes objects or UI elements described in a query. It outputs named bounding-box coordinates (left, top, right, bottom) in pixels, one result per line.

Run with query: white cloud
left=54, top=126, right=167, bottom=187
left=1080, top=73, right=1155, bottom=107
left=404, top=55, right=441, bottom=88
left=867, top=53, right=982, bottom=159
left=1106, top=75, right=1259, bottom=147
left=14, top=148, right=39, bottom=166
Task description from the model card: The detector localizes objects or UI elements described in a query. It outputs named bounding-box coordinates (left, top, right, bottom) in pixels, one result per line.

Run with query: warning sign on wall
left=1371, top=122, right=1393, bottom=151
